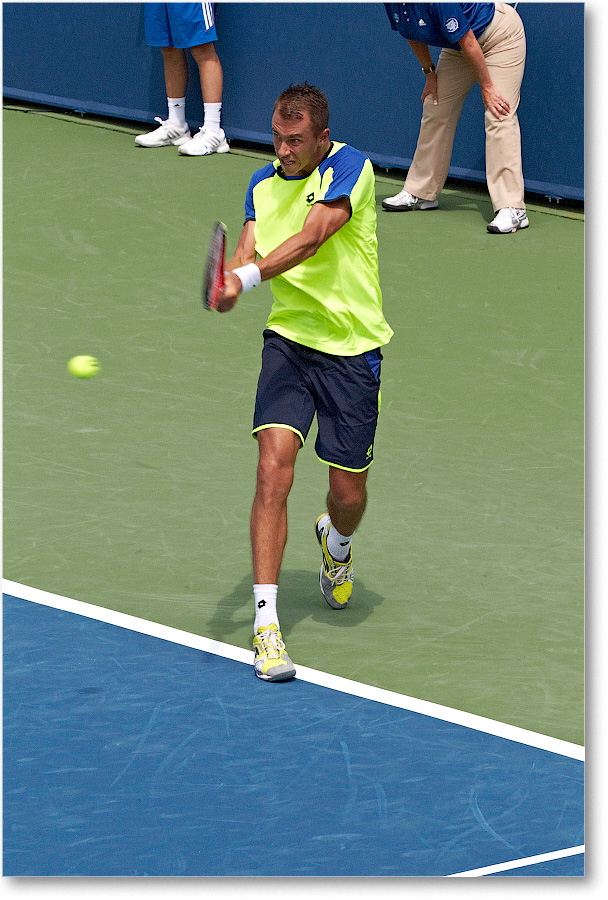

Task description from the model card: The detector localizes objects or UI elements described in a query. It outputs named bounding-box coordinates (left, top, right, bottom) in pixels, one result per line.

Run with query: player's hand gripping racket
left=202, top=221, right=226, bottom=310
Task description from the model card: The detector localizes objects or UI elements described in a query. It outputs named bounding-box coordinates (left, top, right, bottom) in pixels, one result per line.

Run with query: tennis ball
left=68, top=355, right=100, bottom=379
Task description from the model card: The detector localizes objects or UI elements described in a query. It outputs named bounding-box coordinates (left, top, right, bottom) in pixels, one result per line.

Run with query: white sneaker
left=135, top=117, right=191, bottom=148
left=382, top=189, right=439, bottom=212
left=178, top=126, right=230, bottom=156
left=487, top=208, right=529, bottom=234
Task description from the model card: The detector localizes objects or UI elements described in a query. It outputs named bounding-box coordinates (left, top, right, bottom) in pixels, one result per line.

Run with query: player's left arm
left=458, top=29, right=510, bottom=120
left=218, top=198, right=351, bottom=312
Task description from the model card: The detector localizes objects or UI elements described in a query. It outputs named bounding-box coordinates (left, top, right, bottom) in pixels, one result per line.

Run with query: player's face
left=272, top=110, right=330, bottom=177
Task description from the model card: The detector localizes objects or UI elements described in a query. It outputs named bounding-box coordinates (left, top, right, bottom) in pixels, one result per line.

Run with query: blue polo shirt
left=384, top=3, right=495, bottom=48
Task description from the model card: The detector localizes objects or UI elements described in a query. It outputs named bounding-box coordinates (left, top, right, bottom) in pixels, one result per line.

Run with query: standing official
left=383, top=3, right=528, bottom=233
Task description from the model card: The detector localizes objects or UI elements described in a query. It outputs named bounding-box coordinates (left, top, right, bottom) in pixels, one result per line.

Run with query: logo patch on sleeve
left=445, top=17, right=460, bottom=33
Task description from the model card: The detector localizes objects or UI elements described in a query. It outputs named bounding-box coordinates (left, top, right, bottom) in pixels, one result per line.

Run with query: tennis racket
left=202, top=221, right=226, bottom=310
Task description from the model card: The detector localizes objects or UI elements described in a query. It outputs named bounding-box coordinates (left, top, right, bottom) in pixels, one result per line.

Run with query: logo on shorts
left=445, top=17, right=460, bottom=32
left=366, top=444, right=373, bottom=460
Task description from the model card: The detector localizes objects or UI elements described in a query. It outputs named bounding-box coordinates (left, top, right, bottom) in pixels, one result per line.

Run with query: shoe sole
left=487, top=218, right=529, bottom=234
left=382, top=201, right=438, bottom=212
left=179, top=141, right=230, bottom=157
left=254, top=662, right=296, bottom=682
left=135, top=134, right=191, bottom=148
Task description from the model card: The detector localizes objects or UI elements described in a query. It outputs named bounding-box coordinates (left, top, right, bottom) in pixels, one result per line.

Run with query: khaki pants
left=404, top=2, right=526, bottom=211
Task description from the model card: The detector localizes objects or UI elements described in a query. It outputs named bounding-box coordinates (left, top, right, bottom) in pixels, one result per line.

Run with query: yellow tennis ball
left=68, top=355, right=100, bottom=379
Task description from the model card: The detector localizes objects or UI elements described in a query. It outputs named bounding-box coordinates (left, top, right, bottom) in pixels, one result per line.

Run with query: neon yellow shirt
left=244, top=142, right=393, bottom=356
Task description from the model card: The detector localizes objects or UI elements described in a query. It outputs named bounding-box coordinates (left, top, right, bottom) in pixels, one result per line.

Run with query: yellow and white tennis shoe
left=315, top=514, right=353, bottom=610
left=253, top=623, right=295, bottom=682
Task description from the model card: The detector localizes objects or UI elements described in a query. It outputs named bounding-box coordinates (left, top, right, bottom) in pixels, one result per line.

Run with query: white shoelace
left=258, top=628, right=285, bottom=659
left=153, top=116, right=185, bottom=135
left=325, top=558, right=352, bottom=584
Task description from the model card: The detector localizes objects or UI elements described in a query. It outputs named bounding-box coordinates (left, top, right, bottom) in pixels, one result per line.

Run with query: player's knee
left=255, top=454, right=295, bottom=504
left=329, top=477, right=367, bottom=511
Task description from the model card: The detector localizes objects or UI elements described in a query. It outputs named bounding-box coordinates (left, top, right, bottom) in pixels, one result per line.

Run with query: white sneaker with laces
left=178, top=127, right=230, bottom=156
left=135, top=117, right=191, bottom=147
left=382, top=189, right=439, bottom=212
left=487, top=208, right=529, bottom=234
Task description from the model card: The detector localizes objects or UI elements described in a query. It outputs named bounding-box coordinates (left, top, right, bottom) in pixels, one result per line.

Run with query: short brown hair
left=273, top=83, right=329, bottom=136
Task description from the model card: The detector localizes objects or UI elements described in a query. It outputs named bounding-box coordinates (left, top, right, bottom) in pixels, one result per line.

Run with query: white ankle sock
left=167, top=97, right=186, bottom=128
left=203, top=102, right=222, bottom=133
left=326, top=524, right=352, bottom=562
left=254, top=584, right=278, bottom=632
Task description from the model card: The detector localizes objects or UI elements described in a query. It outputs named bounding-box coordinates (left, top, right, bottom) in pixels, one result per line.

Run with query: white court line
left=446, top=844, right=585, bottom=877
left=3, top=579, right=585, bottom=762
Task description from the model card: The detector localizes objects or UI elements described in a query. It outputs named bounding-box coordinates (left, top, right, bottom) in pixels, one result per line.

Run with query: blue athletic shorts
left=252, top=330, right=383, bottom=473
left=144, top=3, right=217, bottom=48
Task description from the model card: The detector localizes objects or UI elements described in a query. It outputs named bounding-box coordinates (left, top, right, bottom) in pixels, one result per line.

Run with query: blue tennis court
left=3, top=588, right=584, bottom=877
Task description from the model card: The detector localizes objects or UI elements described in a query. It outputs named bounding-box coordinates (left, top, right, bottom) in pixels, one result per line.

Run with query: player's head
left=273, top=84, right=330, bottom=137
left=272, top=83, right=331, bottom=177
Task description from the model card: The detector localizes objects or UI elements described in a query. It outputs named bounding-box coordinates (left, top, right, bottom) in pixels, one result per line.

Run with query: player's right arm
left=218, top=220, right=256, bottom=312
left=226, top=220, right=256, bottom=271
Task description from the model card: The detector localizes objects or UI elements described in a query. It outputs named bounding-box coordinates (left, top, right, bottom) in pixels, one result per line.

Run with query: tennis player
left=218, top=84, right=393, bottom=682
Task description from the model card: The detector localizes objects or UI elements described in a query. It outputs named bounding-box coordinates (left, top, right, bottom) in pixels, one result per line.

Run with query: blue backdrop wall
left=2, top=2, right=584, bottom=200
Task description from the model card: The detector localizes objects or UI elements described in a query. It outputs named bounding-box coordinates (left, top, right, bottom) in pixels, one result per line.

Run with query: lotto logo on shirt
left=445, top=17, right=460, bottom=32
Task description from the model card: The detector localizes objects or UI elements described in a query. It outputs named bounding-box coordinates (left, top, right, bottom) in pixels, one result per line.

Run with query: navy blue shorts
left=253, top=330, right=383, bottom=473
left=144, top=3, right=217, bottom=48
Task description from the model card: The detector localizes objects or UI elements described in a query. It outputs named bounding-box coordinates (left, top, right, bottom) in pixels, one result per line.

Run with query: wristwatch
left=422, top=63, right=436, bottom=75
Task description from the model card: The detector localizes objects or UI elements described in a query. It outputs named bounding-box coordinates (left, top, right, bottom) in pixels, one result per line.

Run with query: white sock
left=326, top=524, right=353, bottom=562
left=167, top=97, right=186, bottom=128
left=203, top=102, right=222, bottom=133
left=254, top=584, right=278, bottom=632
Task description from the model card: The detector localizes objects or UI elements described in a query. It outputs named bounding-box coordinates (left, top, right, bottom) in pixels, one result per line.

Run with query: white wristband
left=232, top=263, right=261, bottom=293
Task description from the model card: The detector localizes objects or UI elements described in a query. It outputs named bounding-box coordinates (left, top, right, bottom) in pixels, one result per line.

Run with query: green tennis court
left=3, top=104, right=584, bottom=745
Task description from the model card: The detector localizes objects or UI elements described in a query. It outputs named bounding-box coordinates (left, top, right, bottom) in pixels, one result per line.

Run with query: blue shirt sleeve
left=244, top=162, right=276, bottom=221
left=435, top=4, right=473, bottom=43
left=384, top=3, right=399, bottom=30
left=384, top=4, right=493, bottom=48
left=318, top=145, right=367, bottom=203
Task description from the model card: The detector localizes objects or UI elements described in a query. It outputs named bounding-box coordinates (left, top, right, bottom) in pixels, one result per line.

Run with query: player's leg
left=326, top=467, right=368, bottom=541
left=315, top=469, right=367, bottom=612
left=250, top=428, right=300, bottom=683
left=315, top=469, right=368, bottom=608
left=313, top=349, right=381, bottom=609
left=481, top=3, right=527, bottom=230
left=249, top=331, right=316, bottom=682
left=383, top=49, right=475, bottom=210
left=251, top=427, right=301, bottom=588
left=135, top=5, right=192, bottom=147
